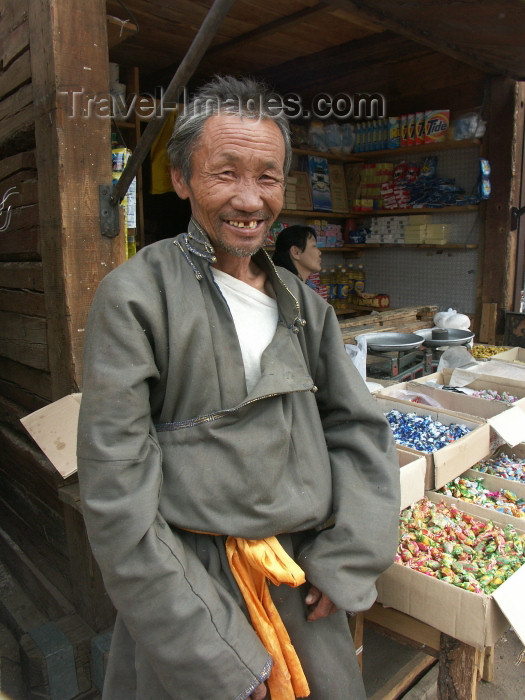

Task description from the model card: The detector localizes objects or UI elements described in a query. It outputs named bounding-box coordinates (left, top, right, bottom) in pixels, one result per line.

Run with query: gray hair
left=167, top=75, right=292, bottom=182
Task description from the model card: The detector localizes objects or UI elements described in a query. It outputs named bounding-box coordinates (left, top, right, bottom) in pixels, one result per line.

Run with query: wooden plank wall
left=0, top=0, right=72, bottom=611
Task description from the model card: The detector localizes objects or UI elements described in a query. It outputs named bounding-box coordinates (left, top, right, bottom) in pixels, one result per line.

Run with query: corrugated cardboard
left=397, top=447, right=426, bottom=510
left=375, top=397, right=491, bottom=489
left=438, top=468, right=525, bottom=528
left=377, top=373, right=525, bottom=447
left=491, top=347, right=525, bottom=365
left=376, top=491, right=525, bottom=649
left=20, top=393, right=81, bottom=478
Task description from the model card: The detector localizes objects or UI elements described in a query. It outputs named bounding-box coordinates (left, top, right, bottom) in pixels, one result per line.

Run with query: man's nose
left=230, top=179, right=264, bottom=211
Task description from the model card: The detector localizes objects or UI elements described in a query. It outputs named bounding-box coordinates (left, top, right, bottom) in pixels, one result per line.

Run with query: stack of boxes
left=404, top=215, right=450, bottom=244
left=354, top=163, right=394, bottom=211
left=306, top=219, right=343, bottom=247
left=366, top=216, right=407, bottom=244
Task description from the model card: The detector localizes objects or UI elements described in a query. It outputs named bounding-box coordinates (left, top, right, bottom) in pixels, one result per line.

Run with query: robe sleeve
left=296, top=304, right=401, bottom=613
left=76, top=271, right=271, bottom=699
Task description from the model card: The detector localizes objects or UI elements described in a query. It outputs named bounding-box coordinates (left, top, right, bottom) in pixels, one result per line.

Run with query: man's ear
left=171, top=169, right=191, bottom=199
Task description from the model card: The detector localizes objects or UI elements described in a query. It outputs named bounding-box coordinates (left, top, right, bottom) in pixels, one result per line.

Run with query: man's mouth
left=227, top=220, right=259, bottom=230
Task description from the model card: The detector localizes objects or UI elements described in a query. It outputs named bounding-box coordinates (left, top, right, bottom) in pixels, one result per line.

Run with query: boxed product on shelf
left=327, top=163, right=349, bottom=213
left=304, top=155, right=333, bottom=212
left=288, top=170, right=313, bottom=211
left=374, top=397, right=491, bottom=489
left=424, top=109, right=450, bottom=144
left=375, top=491, right=525, bottom=649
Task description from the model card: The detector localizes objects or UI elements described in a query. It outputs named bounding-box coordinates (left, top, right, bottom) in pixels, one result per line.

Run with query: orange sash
left=226, top=536, right=310, bottom=700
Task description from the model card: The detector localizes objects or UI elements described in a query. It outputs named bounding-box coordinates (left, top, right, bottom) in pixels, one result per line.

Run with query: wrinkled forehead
left=195, top=113, right=286, bottom=164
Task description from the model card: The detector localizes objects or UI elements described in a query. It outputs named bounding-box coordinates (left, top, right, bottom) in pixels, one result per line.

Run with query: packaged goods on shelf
left=112, top=147, right=136, bottom=258
left=424, top=109, right=450, bottom=144
left=304, top=156, right=333, bottom=212
left=289, top=171, right=313, bottom=211
left=328, top=163, right=349, bottom=213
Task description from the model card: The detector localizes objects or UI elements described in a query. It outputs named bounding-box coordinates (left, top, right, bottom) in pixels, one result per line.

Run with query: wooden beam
left=206, top=3, right=330, bottom=57
left=28, top=0, right=123, bottom=398
left=324, top=0, right=524, bottom=79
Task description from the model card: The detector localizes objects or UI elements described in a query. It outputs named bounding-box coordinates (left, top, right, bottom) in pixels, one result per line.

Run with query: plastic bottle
left=346, top=264, right=356, bottom=303
left=354, top=264, right=366, bottom=297
left=328, top=267, right=337, bottom=305
left=126, top=234, right=137, bottom=259
left=319, top=267, right=331, bottom=302
left=337, top=266, right=349, bottom=309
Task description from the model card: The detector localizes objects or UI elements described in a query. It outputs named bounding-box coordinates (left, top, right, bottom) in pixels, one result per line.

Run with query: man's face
left=171, top=114, right=285, bottom=258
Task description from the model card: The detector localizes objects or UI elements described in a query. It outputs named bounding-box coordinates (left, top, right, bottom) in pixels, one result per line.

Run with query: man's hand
left=305, top=585, right=338, bottom=621
left=249, top=682, right=267, bottom=699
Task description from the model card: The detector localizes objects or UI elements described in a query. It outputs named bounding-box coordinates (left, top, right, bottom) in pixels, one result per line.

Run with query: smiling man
left=77, top=76, right=400, bottom=700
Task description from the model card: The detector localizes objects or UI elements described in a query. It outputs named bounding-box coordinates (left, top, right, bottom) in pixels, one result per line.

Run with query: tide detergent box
left=424, top=110, right=450, bottom=144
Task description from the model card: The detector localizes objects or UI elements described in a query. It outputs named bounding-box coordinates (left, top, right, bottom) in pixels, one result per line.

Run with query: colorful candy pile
left=385, top=409, right=470, bottom=452
left=397, top=497, right=525, bottom=594
left=470, top=388, right=518, bottom=405
left=471, top=344, right=510, bottom=359
left=438, top=477, right=525, bottom=519
left=471, top=454, right=525, bottom=484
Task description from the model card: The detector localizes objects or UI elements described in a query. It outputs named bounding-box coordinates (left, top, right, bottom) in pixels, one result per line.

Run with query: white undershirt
left=212, top=268, right=278, bottom=393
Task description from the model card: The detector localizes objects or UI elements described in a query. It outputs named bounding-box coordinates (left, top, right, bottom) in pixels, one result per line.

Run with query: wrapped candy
left=397, top=497, right=525, bottom=594
left=470, top=389, right=518, bottom=405
left=471, top=454, right=525, bottom=484
left=385, top=409, right=470, bottom=452
left=438, top=476, right=525, bottom=519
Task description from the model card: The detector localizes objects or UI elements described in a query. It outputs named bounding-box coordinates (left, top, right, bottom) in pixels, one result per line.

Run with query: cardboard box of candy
left=397, top=447, right=426, bottom=510
left=436, top=467, right=525, bottom=528
left=491, top=346, right=525, bottom=365
left=441, top=443, right=525, bottom=527
left=377, top=372, right=525, bottom=450
left=375, top=397, right=491, bottom=490
left=375, top=491, right=525, bottom=649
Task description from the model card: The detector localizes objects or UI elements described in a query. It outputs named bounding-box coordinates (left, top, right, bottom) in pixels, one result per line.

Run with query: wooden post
left=475, top=77, right=525, bottom=339
left=28, top=0, right=125, bottom=399
left=437, top=633, right=481, bottom=700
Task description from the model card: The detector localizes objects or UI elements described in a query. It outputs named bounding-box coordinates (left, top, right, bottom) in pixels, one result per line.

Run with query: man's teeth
left=228, top=220, right=258, bottom=229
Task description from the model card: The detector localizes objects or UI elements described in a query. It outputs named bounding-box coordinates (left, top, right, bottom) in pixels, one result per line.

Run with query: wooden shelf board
left=292, top=139, right=481, bottom=164
left=358, top=138, right=481, bottom=160
left=292, top=147, right=361, bottom=162
left=280, top=209, right=350, bottom=218
left=353, top=205, right=479, bottom=216
left=281, top=206, right=479, bottom=218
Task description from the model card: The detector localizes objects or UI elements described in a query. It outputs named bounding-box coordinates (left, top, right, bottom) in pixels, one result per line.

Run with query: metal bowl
left=355, top=332, right=425, bottom=352
left=414, top=328, right=474, bottom=348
